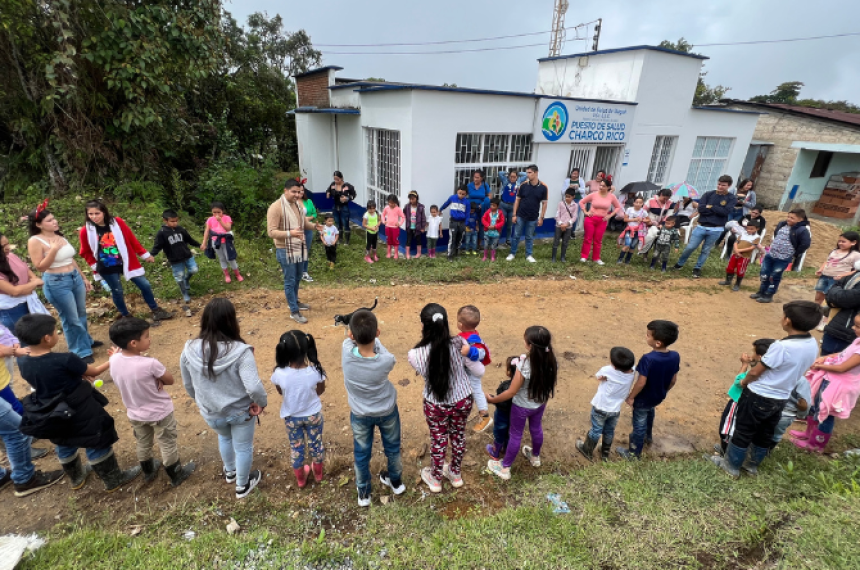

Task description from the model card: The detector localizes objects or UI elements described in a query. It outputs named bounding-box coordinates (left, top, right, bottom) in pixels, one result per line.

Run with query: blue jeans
left=55, top=444, right=111, bottom=464
left=350, top=407, right=402, bottom=496
left=677, top=225, right=723, bottom=269
left=170, top=258, right=198, bottom=303
left=42, top=270, right=93, bottom=358
left=0, top=302, right=29, bottom=334
left=500, top=202, right=515, bottom=243
left=628, top=406, right=655, bottom=456
left=0, top=385, right=23, bottom=415
left=334, top=208, right=351, bottom=241
left=492, top=407, right=511, bottom=452
left=100, top=272, right=158, bottom=315
left=302, top=230, right=314, bottom=274
left=821, top=333, right=851, bottom=356
left=587, top=407, right=620, bottom=442
left=819, top=415, right=836, bottom=434
left=206, top=412, right=257, bottom=487
left=510, top=218, right=538, bottom=257
left=276, top=248, right=303, bottom=314
left=0, top=397, right=34, bottom=485
left=758, top=254, right=792, bottom=297
left=463, top=231, right=478, bottom=251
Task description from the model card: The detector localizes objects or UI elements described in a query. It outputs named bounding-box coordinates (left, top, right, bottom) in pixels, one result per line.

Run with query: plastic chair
left=683, top=215, right=699, bottom=245
left=795, top=226, right=812, bottom=272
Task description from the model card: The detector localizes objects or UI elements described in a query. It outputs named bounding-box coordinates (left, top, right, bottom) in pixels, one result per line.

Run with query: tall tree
left=750, top=81, right=804, bottom=104
left=659, top=38, right=730, bottom=106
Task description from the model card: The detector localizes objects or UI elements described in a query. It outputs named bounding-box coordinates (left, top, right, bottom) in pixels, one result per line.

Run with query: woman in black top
left=326, top=171, right=356, bottom=245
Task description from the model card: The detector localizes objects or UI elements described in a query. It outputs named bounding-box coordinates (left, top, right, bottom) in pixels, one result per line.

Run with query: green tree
left=659, top=38, right=730, bottom=106
left=751, top=81, right=805, bottom=104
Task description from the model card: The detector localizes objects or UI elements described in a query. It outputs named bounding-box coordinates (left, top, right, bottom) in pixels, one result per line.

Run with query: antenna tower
left=548, top=0, right=569, bottom=57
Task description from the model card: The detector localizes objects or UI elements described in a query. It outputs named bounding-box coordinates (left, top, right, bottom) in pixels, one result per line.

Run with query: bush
left=195, top=159, right=282, bottom=237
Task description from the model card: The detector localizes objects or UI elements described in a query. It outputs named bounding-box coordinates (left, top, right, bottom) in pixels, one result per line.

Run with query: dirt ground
left=3, top=268, right=860, bottom=534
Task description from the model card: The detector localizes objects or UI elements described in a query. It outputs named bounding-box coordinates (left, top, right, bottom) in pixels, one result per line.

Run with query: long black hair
left=837, top=231, right=860, bottom=254
left=523, top=326, right=558, bottom=404
left=275, top=330, right=326, bottom=378
left=414, top=303, right=453, bottom=402
left=0, top=235, right=18, bottom=285
left=198, top=298, right=245, bottom=378
left=28, top=208, right=64, bottom=237
left=84, top=199, right=114, bottom=227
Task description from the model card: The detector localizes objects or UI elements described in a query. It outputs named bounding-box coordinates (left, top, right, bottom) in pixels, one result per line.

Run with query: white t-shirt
left=748, top=336, right=818, bottom=400
left=270, top=366, right=326, bottom=418
left=591, top=365, right=636, bottom=413
left=427, top=216, right=443, bottom=239
left=321, top=225, right=339, bottom=246
left=625, top=207, right=647, bottom=228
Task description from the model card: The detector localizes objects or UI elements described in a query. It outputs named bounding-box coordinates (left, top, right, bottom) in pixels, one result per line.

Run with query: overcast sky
left=229, top=0, right=859, bottom=102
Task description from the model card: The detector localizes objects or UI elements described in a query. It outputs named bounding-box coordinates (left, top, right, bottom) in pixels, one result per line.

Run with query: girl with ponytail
left=486, top=325, right=558, bottom=480
left=271, top=330, right=327, bottom=488
left=408, top=303, right=485, bottom=493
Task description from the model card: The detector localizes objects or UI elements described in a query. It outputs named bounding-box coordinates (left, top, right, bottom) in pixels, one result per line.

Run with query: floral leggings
left=423, top=396, right=473, bottom=481
left=284, top=412, right=325, bottom=469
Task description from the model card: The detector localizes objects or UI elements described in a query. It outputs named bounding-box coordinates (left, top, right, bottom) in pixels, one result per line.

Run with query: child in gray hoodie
left=180, top=298, right=267, bottom=499
left=342, top=309, right=403, bottom=507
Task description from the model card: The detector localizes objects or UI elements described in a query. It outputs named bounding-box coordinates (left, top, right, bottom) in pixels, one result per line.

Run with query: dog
left=334, top=297, right=378, bottom=328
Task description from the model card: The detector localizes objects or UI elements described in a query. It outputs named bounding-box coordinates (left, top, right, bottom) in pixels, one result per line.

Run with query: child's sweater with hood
left=180, top=340, right=267, bottom=421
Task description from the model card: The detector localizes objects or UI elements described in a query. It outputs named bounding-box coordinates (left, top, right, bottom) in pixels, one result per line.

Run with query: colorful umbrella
left=666, top=182, right=700, bottom=200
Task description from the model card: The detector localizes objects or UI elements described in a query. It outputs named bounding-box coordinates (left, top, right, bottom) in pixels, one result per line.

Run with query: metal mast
left=548, top=0, right=569, bottom=57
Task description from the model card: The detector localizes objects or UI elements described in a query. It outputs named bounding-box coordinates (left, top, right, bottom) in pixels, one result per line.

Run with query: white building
left=293, top=45, right=759, bottom=229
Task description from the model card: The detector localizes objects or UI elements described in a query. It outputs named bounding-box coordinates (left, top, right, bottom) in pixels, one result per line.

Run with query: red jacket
left=79, top=217, right=151, bottom=281
left=481, top=209, right=505, bottom=232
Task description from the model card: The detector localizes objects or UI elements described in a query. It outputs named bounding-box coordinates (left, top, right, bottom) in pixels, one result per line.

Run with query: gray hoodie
left=180, top=339, right=267, bottom=421
left=342, top=338, right=397, bottom=417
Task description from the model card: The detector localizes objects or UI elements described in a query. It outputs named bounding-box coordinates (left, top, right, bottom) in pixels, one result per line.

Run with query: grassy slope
left=0, top=198, right=813, bottom=311
left=19, top=447, right=860, bottom=569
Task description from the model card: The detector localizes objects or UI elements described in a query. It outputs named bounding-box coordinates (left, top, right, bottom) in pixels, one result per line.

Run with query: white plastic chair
left=683, top=215, right=699, bottom=245
left=795, top=226, right=811, bottom=272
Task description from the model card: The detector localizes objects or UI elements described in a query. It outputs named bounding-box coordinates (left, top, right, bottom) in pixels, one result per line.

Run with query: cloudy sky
left=230, top=0, right=859, bottom=102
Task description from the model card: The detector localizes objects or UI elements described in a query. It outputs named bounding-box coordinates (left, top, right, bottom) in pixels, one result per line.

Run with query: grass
left=17, top=447, right=860, bottom=569
left=0, top=197, right=815, bottom=314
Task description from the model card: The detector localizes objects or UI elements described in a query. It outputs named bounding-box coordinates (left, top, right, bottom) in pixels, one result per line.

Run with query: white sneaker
left=442, top=463, right=464, bottom=488
left=421, top=466, right=442, bottom=493
left=379, top=470, right=406, bottom=495
left=596, top=260, right=605, bottom=266
left=505, top=254, right=515, bottom=261
left=526, top=256, right=536, bottom=263
left=357, top=490, right=371, bottom=507
left=301, top=272, right=313, bottom=282
left=580, top=258, right=588, bottom=263
left=522, top=446, right=541, bottom=467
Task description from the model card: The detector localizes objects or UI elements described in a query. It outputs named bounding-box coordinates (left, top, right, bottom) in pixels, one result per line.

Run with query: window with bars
left=454, top=133, right=533, bottom=194
left=686, top=136, right=734, bottom=192
left=366, top=128, right=401, bottom=207
left=647, top=136, right=677, bottom=186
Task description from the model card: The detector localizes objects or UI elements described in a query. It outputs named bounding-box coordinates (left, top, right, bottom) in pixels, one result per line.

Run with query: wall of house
left=536, top=51, right=645, bottom=102
left=727, top=104, right=860, bottom=207
left=296, top=114, right=335, bottom=201
left=783, top=150, right=860, bottom=213
left=330, top=86, right=361, bottom=109
left=296, top=72, right=332, bottom=108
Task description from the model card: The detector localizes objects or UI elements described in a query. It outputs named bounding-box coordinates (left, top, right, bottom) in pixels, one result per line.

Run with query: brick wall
left=729, top=104, right=860, bottom=207
left=297, top=73, right=330, bottom=108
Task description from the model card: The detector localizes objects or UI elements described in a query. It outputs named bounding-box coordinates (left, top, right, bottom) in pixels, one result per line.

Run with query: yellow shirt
left=0, top=359, right=10, bottom=391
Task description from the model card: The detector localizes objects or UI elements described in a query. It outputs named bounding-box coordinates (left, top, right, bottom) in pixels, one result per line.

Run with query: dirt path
left=2, top=277, right=856, bottom=534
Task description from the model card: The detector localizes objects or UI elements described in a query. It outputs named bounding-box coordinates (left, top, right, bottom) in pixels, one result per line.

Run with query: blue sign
left=541, top=102, right=568, bottom=142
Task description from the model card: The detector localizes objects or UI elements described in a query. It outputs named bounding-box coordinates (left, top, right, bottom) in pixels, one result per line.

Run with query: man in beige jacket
left=267, top=179, right=322, bottom=324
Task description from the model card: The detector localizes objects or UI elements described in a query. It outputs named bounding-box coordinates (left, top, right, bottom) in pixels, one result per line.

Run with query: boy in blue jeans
left=617, top=320, right=680, bottom=459
left=342, top=309, right=404, bottom=507
left=150, top=209, right=201, bottom=317
left=463, top=203, right=480, bottom=255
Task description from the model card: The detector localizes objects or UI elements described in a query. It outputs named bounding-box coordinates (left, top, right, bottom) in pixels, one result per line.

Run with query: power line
left=324, top=39, right=587, bottom=56
left=695, top=31, right=860, bottom=48
left=315, top=22, right=598, bottom=48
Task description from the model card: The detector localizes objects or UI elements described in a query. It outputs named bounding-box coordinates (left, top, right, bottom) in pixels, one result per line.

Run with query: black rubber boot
left=140, top=458, right=162, bottom=484
left=60, top=454, right=90, bottom=490
left=601, top=438, right=613, bottom=462
left=165, top=460, right=196, bottom=488
left=718, top=275, right=733, bottom=285
left=551, top=247, right=557, bottom=263
left=576, top=436, right=599, bottom=462
left=91, top=451, right=142, bottom=492
left=733, top=276, right=743, bottom=292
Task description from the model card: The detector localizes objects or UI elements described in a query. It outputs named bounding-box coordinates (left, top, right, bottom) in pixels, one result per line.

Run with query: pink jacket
left=381, top=206, right=405, bottom=228
left=806, top=337, right=860, bottom=422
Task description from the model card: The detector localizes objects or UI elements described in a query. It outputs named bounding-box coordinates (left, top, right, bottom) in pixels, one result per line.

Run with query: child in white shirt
left=320, top=215, right=339, bottom=269
left=426, top=205, right=443, bottom=259
left=577, top=347, right=636, bottom=461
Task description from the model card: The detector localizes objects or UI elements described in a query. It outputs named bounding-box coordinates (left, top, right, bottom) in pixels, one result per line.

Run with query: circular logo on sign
left=541, top=102, right=568, bottom=142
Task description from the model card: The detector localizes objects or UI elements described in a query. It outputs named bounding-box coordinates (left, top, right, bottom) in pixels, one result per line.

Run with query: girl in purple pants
left=486, top=325, right=558, bottom=479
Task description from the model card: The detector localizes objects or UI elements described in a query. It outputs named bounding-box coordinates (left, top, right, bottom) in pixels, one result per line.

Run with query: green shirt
left=302, top=199, right=317, bottom=219
left=363, top=212, right=379, bottom=234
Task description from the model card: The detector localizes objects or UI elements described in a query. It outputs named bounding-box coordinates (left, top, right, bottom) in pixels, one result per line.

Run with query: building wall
left=536, top=51, right=645, bottom=102
left=785, top=150, right=860, bottom=214
left=359, top=90, right=415, bottom=206
left=296, top=72, right=331, bottom=108
left=296, top=114, right=334, bottom=200
left=727, top=104, right=860, bottom=207
left=330, top=86, right=361, bottom=109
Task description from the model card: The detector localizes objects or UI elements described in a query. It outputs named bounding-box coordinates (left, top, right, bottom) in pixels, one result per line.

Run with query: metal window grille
left=593, top=146, right=623, bottom=180
left=366, top=128, right=401, bottom=205
left=453, top=133, right=533, bottom=194
left=647, top=136, right=677, bottom=185
left=686, top=136, right=734, bottom=192
left=568, top=147, right=593, bottom=182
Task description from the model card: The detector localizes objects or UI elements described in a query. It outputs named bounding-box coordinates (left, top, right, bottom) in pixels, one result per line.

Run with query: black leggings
left=366, top=232, right=378, bottom=253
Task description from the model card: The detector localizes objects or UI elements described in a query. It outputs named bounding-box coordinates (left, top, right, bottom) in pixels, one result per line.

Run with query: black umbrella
left=619, top=181, right=661, bottom=197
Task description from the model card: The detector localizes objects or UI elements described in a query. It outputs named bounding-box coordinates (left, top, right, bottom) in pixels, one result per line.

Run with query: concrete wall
left=536, top=51, right=645, bottom=102
left=296, top=71, right=332, bottom=108
left=784, top=150, right=860, bottom=212
left=727, top=104, right=860, bottom=207
left=296, top=114, right=334, bottom=200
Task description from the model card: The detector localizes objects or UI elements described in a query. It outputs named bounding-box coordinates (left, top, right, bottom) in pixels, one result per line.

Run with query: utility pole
left=548, top=0, right=569, bottom=57
left=592, top=18, right=602, bottom=51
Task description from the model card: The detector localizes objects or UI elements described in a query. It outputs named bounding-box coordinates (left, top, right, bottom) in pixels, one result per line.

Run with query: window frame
left=647, top=135, right=678, bottom=186
left=365, top=127, right=401, bottom=208
left=686, top=136, right=735, bottom=192
left=454, top=133, right=534, bottom=195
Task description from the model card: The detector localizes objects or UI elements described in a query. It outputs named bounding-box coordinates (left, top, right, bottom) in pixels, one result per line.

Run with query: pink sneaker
left=373, top=253, right=379, bottom=262
left=365, top=255, right=374, bottom=264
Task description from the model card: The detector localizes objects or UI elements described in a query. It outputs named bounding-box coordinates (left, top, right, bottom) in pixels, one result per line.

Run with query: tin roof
left=725, top=100, right=860, bottom=128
